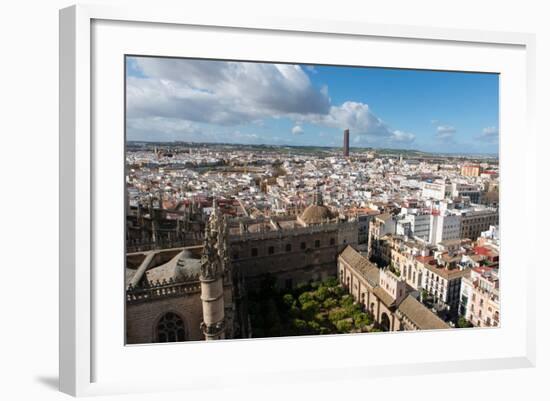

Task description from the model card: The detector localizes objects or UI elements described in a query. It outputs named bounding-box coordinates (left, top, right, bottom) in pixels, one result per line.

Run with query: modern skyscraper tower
left=343, top=129, right=350, bottom=157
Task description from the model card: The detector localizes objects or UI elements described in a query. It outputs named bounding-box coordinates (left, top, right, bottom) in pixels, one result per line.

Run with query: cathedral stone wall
left=229, top=229, right=341, bottom=289
left=126, top=207, right=361, bottom=342
left=337, top=221, right=359, bottom=252
left=126, top=287, right=204, bottom=344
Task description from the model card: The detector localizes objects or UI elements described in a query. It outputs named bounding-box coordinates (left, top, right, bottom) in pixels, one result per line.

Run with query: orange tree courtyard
left=247, top=276, right=379, bottom=337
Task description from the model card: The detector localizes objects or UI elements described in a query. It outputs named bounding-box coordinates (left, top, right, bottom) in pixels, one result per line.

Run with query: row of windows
left=463, top=216, right=497, bottom=224
left=233, top=238, right=336, bottom=259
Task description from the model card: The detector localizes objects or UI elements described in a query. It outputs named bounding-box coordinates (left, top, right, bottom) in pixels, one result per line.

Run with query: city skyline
left=126, top=56, right=499, bottom=154
left=125, top=141, right=500, bottom=342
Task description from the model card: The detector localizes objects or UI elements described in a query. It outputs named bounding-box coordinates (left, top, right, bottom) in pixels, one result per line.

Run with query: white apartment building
left=421, top=180, right=453, bottom=201
left=398, top=209, right=432, bottom=241
left=421, top=181, right=447, bottom=200
left=479, top=225, right=500, bottom=249
left=418, top=257, right=468, bottom=318
left=429, top=213, right=461, bottom=245
left=460, top=267, right=500, bottom=327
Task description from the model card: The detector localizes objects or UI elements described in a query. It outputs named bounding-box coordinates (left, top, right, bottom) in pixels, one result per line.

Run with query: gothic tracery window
left=156, top=312, right=185, bottom=343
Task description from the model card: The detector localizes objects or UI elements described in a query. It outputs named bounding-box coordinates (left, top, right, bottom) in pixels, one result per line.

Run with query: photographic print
left=125, top=56, right=499, bottom=344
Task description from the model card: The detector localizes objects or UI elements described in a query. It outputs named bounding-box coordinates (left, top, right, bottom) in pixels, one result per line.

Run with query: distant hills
left=126, top=140, right=498, bottom=160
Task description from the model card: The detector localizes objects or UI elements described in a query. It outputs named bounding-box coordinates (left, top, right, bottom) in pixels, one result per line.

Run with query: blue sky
left=126, top=56, right=499, bottom=154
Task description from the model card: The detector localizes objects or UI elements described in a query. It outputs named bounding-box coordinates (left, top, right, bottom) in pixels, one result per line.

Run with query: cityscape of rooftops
left=125, top=56, right=500, bottom=344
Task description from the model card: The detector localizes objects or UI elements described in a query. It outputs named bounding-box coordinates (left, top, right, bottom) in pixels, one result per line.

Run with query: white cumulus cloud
left=126, top=57, right=415, bottom=147
left=391, top=130, right=416, bottom=143
left=291, top=125, right=304, bottom=135
left=127, top=58, right=330, bottom=127
left=305, top=101, right=415, bottom=145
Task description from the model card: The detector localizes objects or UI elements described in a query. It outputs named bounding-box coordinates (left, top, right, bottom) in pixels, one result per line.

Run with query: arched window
left=380, top=312, right=391, bottom=331
left=156, top=312, right=185, bottom=343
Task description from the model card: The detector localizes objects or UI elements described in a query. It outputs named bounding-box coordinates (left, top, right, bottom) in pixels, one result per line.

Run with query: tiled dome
left=300, top=204, right=333, bottom=225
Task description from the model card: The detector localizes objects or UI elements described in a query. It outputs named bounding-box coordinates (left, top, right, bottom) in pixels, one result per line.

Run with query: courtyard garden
left=248, top=275, right=379, bottom=338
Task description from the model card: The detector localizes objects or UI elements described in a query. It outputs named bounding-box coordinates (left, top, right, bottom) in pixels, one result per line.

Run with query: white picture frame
left=59, top=4, right=536, bottom=397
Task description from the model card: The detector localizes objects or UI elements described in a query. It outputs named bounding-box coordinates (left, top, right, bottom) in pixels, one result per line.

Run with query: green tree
left=353, top=312, right=372, bottom=329
left=319, top=326, right=331, bottom=335
left=307, top=320, right=321, bottom=333
left=341, top=294, right=354, bottom=307
left=323, top=297, right=338, bottom=310
left=328, top=308, right=348, bottom=323
left=292, top=318, right=308, bottom=334
left=289, top=304, right=300, bottom=318
left=331, top=285, right=345, bottom=298
left=457, top=316, right=473, bottom=328
left=324, top=277, right=339, bottom=288
left=314, top=286, right=330, bottom=302
left=314, top=312, right=326, bottom=323
left=298, top=291, right=314, bottom=305
left=336, top=319, right=353, bottom=333
left=282, top=293, right=294, bottom=307
left=301, top=300, right=320, bottom=320
left=343, top=302, right=361, bottom=317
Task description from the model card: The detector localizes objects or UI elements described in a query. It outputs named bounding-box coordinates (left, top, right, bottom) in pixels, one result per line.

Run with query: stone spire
left=212, top=197, right=218, bottom=216
left=199, top=199, right=226, bottom=340
left=148, top=194, right=158, bottom=247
